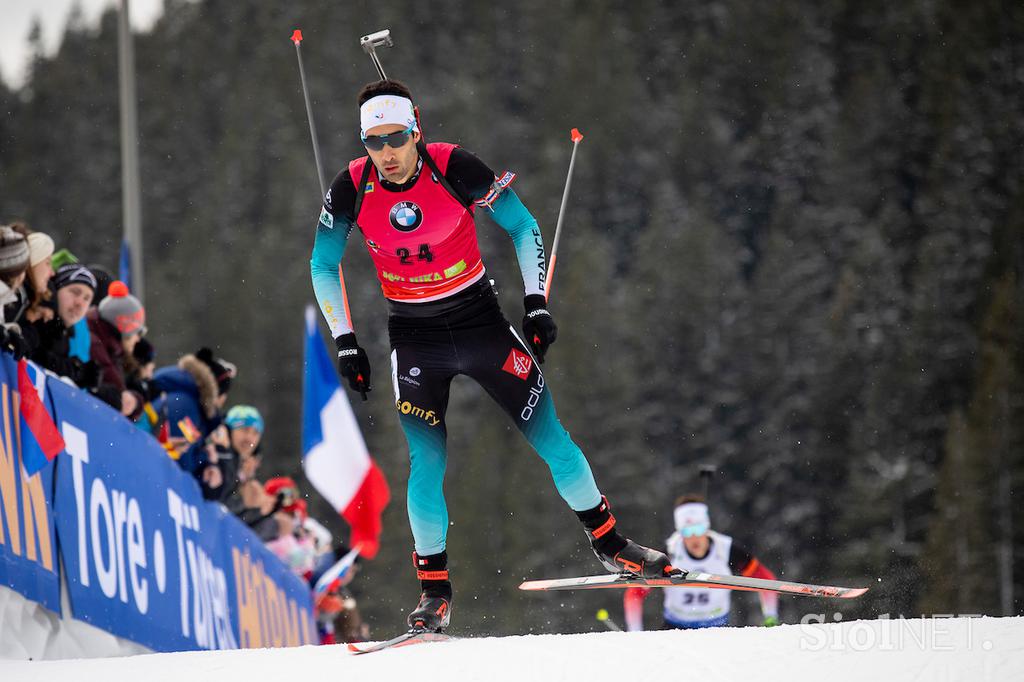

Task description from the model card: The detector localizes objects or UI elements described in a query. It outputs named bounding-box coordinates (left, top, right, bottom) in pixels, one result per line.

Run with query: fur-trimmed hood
left=178, top=353, right=220, bottom=419
left=155, top=353, right=220, bottom=420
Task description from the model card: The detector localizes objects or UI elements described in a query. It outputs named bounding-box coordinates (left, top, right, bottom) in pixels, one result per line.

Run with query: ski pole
left=360, top=29, right=394, bottom=81
left=544, top=128, right=584, bottom=299
left=699, top=464, right=715, bottom=499
left=291, top=29, right=327, bottom=195
left=291, top=29, right=357, bottom=391
left=596, top=608, right=623, bottom=632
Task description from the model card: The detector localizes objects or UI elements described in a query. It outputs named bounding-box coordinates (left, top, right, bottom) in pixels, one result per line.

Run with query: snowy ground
left=2, top=617, right=1021, bottom=681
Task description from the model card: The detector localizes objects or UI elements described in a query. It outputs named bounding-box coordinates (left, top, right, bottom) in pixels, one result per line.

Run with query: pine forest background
left=1, top=0, right=1022, bottom=636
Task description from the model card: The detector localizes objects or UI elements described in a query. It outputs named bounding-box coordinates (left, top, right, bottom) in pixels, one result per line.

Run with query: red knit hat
left=264, top=477, right=301, bottom=513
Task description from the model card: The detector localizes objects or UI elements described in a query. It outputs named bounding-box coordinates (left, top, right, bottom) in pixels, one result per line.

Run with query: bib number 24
left=397, top=243, right=434, bottom=265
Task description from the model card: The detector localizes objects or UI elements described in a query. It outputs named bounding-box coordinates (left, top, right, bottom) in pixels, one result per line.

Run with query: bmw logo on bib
left=389, top=201, right=423, bottom=232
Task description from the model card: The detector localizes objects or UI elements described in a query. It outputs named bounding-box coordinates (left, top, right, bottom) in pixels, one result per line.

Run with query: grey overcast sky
left=0, top=0, right=166, bottom=88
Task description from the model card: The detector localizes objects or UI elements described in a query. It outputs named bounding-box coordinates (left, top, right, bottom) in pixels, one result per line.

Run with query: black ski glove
left=1, top=325, right=30, bottom=359
left=335, top=332, right=371, bottom=400
left=522, top=294, right=557, bottom=363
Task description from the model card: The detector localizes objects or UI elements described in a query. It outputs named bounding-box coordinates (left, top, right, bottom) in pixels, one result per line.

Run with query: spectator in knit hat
left=88, top=265, right=114, bottom=303
left=24, top=231, right=55, bottom=324
left=216, top=406, right=284, bottom=540
left=234, top=476, right=303, bottom=545
left=25, top=264, right=100, bottom=385
left=266, top=498, right=320, bottom=578
left=215, top=404, right=265, bottom=505
left=131, top=339, right=170, bottom=440
left=48, top=249, right=93, bottom=364
left=0, top=226, right=31, bottom=358
left=5, top=223, right=55, bottom=326
left=86, top=280, right=146, bottom=417
left=51, top=248, right=78, bottom=270
left=127, top=337, right=158, bottom=401
left=151, top=347, right=237, bottom=489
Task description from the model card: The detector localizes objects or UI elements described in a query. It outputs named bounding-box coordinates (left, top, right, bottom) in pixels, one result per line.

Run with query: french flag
left=18, top=358, right=65, bottom=476
left=302, top=306, right=390, bottom=559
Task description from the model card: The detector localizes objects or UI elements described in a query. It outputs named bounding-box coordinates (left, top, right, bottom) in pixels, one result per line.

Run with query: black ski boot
left=577, top=497, right=681, bottom=578
left=407, top=551, right=452, bottom=632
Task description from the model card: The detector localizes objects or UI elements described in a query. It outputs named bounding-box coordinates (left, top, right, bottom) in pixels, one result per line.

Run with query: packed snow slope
left=2, top=617, right=1021, bottom=681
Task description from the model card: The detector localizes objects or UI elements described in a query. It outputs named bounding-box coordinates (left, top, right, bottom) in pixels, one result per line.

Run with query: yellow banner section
left=232, top=547, right=315, bottom=648
left=0, top=385, right=55, bottom=572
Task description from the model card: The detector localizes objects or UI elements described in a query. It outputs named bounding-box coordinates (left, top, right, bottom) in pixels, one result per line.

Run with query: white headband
left=360, top=94, right=418, bottom=137
left=674, top=502, right=710, bottom=532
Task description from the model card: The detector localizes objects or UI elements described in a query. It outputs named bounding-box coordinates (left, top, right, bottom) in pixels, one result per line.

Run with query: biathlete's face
left=683, top=531, right=711, bottom=558
left=363, top=123, right=421, bottom=184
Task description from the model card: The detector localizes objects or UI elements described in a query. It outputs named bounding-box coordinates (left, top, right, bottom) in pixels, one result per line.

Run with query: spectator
left=22, top=230, right=55, bottom=324
left=87, top=265, right=113, bottom=303
left=151, top=347, right=236, bottom=489
left=0, top=226, right=30, bottom=358
left=25, top=264, right=99, bottom=385
left=51, top=248, right=78, bottom=269
left=131, top=339, right=167, bottom=439
left=49, top=249, right=92, bottom=363
left=263, top=476, right=305, bottom=543
left=86, top=280, right=146, bottom=417
left=266, top=499, right=319, bottom=577
left=5, top=223, right=55, bottom=326
left=126, top=337, right=158, bottom=401
left=236, top=476, right=281, bottom=542
left=307, top=530, right=368, bottom=644
left=211, top=404, right=264, bottom=506
left=229, top=474, right=303, bottom=544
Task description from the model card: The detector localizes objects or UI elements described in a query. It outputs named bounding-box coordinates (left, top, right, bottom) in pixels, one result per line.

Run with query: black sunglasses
left=361, top=124, right=415, bottom=151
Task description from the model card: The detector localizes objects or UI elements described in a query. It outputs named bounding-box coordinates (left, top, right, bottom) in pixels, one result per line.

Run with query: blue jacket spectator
left=152, top=347, right=236, bottom=477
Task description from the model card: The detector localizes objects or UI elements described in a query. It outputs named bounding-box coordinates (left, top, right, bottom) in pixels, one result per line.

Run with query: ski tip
left=291, top=29, right=303, bottom=44
left=346, top=642, right=361, bottom=653
left=841, top=587, right=870, bottom=598
left=570, top=128, right=584, bottom=142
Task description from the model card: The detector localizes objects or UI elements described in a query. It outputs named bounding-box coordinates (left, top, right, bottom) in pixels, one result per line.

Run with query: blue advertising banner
left=49, top=376, right=316, bottom=651
left=0, top=355, right=61, bottom=614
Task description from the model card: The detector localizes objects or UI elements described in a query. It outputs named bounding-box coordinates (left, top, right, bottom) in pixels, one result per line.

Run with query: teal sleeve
left=310, top=214, right=354, bottom=338
left=487, top=188, right=547, bottom=298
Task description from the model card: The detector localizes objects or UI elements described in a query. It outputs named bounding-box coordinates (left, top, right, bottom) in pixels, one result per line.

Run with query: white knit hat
left=26, top=232, right=55, bottom=267
left=0, top=226, right=30, bottom=279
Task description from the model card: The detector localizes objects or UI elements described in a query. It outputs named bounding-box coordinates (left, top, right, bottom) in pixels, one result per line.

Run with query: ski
left=519, top=571, right=867, bottom=599
left=347, top=629, right=453, bottom=655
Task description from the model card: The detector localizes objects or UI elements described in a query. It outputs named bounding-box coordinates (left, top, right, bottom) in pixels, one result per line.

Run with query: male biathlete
left=624, top=495, right=780, bottom=630
left=310, top=79, right=677, bottom=632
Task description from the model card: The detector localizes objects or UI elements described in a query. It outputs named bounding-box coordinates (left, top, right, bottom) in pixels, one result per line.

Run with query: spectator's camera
left=277, top=487, right=297, bottom=506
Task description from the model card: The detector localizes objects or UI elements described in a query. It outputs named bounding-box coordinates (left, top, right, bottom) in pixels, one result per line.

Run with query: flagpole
left=118, top=0, right=144, bottom=299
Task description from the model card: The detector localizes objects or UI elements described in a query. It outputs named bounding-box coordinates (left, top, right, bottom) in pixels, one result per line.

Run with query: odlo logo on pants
left=520, top=373, right=545, bottom=422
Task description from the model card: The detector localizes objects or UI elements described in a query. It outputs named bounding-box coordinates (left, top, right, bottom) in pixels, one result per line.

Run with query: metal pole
left=118, top=0, right=144, bottom=300
left=544, top=128, right=584, bottom=299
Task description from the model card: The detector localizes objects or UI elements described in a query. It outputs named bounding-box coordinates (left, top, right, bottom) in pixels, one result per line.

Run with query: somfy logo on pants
left=389, top=201, right=423, bottom=232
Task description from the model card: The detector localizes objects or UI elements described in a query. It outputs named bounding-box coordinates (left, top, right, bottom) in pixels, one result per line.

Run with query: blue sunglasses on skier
left=361, top=123, right=416, bottom=151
